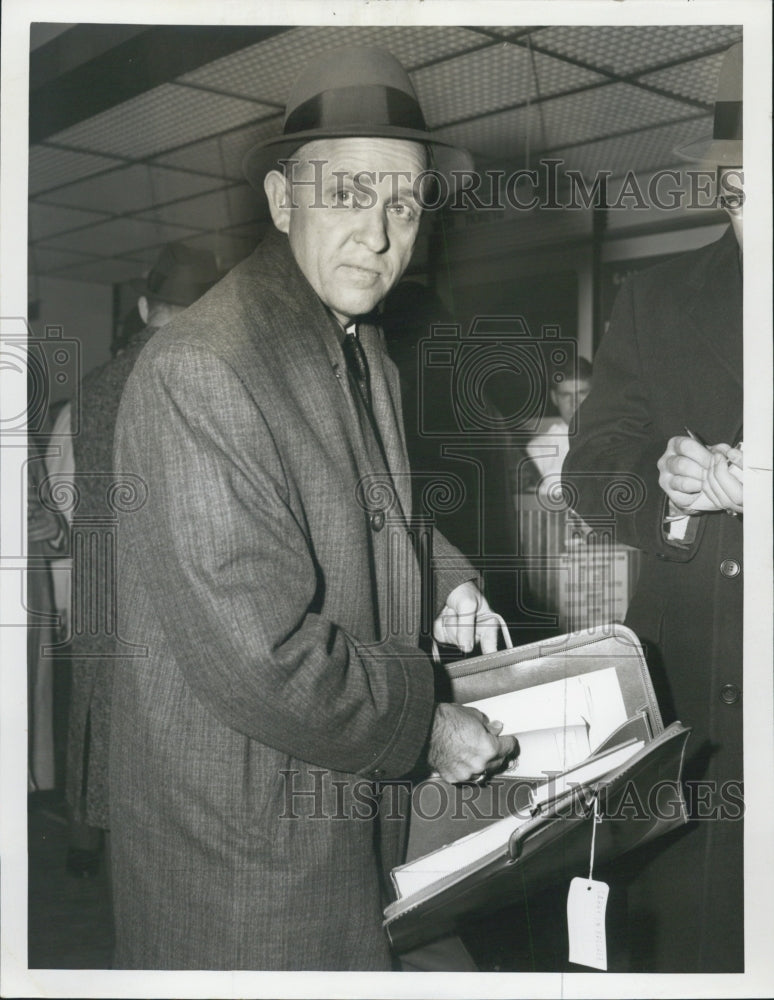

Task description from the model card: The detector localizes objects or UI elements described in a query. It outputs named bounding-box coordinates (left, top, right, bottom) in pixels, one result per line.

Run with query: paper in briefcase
left=383, top=624, right=691, bottom=953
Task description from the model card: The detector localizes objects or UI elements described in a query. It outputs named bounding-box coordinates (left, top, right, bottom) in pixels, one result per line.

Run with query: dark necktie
left=343, top=324, right=372, bottom=412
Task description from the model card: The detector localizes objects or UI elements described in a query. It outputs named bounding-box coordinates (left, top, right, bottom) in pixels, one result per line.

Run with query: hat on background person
left=675, top=41, right=742, bottom=165
left=136, top=243, right=219, bottom=307
left=242, top=45, right=474, bottom=189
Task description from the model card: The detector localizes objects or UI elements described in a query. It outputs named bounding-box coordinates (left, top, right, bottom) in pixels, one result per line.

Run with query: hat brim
left=674, top=134, right=743, bottom=166
left=243, top=125, right=474, bottom=192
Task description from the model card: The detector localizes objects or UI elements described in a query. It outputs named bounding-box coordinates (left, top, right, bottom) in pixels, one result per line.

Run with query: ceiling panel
left=433, top=83, right=696, bottom=163
left=29, top=145, right=123, bottom=195
left=478, top=27, right=539, bottom=38
left=412, top=44, right=606, bottom=128
left=177, top=25, right=484, bottom=105
left=28, top=202, right=110, bottom=241
left=39, top=217, right=200, bottom=256
left=52, top=257, right=155, bottom=286
left=48, top=83, right=272, bottom=159
left=538, top=84, right=696, bottom=148
left=152, top=118, right=279, bottom=179
left=553, top=115, right=713, bottom=180
left=27, top=25, right=743, bottom=291
left=636, top=50, right=730, bottom=103
left=28, top=246, right=95, bottom=274
left=136, top=183, right=264, bottom=229
left=117, top=244, right=176, bottom=265
left=37, top=164, right=227, bottom=214
left=535, top=24, right=742, bottom=77
left=432, top=105, right=540, bottom=163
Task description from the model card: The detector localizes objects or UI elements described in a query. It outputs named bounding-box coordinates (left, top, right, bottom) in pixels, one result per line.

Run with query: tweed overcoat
left=563, top=226, right=743, bottom=971
left=110, top=230, right=473, bottom=970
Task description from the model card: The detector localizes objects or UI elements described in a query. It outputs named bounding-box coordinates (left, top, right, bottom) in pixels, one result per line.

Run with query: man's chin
left=333, top=292, right=385, bottom=322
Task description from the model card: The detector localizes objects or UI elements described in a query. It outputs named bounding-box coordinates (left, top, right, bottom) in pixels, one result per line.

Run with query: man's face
left=718, top=165, right=743, bottom=247
left=265, top=137, right=426, bottom=325
left=551, top=377, right=591, bottom=425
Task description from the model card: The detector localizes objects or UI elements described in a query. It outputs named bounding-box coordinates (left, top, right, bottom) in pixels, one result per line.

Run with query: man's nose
left=353, top=205, right=389, bottom=253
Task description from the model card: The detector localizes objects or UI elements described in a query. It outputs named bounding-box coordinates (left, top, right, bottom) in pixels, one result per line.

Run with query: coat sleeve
left=562, top=278, right=704, bottom=562
left=114, top=339, right=435, bottom=779
left=430, top=530, right=479, bottom=615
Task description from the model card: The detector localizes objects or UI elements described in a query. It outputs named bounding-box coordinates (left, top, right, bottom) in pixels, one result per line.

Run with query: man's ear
left=264, top=170, right=292, bottom=234
left=137, top=295, right=149, bottom=325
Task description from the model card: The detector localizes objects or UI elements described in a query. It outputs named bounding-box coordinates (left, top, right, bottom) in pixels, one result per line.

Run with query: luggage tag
left=567, top=793, right=609, bottom=971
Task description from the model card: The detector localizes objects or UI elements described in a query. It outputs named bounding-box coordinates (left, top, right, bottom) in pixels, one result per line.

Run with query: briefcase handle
left=431, top=611, right=513, bottom=664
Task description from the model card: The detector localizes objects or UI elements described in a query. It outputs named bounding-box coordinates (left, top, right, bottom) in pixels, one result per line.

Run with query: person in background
left=59, top=243, right=218, bottom=877
left=526, top=355, right=592, bottom=483
left=27, top=437, right=69, bottom=793
left=108, top=46, right=515, bottom=971
left=562, top=41, right=743, bottom=972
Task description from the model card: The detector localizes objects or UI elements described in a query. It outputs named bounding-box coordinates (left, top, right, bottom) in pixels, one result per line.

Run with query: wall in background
left=29, top=276, right=112, bottom=413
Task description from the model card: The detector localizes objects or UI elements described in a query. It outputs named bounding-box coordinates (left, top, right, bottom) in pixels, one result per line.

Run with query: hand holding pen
left=659, top=427, right=742, bottom=517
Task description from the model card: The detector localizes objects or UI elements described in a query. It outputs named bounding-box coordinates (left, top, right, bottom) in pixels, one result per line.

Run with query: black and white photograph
left=1, top=1, right=772, bottom=997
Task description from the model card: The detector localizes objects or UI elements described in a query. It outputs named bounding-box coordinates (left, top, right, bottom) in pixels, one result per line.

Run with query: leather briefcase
left=383, top=624, right=691, bottom=953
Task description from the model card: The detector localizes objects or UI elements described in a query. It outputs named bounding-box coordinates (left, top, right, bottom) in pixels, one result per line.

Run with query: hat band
left=714, top=100, right=742, bottom=140
left=284, top=83, right=428, bottom=136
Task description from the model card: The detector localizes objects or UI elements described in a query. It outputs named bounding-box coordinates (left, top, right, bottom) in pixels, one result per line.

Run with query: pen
left=684, top=425, right=709, bottom=447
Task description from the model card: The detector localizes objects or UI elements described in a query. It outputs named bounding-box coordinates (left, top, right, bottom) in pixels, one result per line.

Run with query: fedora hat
left=675, top=41, right=742, bottom=165
left=135, top=243, right=219, bottom=307
left=243, top=45, right=473, bottom=189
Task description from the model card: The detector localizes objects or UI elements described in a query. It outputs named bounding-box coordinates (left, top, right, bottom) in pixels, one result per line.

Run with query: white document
left=466, top=666, right=628, bottom=753
left=393, top=811, right=530, bottom=900
left=503, top=722, right=591, bottom=777
left=530, top=740, right=644, bottom=810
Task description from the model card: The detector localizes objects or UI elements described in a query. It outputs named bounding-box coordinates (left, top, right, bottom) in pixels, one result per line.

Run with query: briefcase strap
left=431, top=611, right=513, bottom=664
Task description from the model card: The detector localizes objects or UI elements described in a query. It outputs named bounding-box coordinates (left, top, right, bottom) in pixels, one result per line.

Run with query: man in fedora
left=563, top=41, right=743, bottom=971
left=109, top=46, right=514, bottom=970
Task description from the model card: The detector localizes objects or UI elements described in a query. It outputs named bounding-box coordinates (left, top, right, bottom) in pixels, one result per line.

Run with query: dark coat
left=65, top=326, right=156, bottom=828
left=563, top=226, right=742, bottom=972
left=109, top=231, right=472, bottom=970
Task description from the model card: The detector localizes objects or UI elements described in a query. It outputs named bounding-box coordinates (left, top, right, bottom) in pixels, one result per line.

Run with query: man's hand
left=427, top=702, right=517, bottom=784
left=433, top=580, right=502, bottom=654
left=703, top=444, right=743, bottom=514
left=658, top=436, right=743, bottom=515
left=658, top=435, right=713, bottom=513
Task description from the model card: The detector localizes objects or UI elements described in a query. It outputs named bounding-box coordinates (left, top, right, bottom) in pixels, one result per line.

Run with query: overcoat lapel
left=683, top=226, right=743, bottom=386
left=358, top=321, right=413, bottom=524
left=248, top=232, right=411, bottom=527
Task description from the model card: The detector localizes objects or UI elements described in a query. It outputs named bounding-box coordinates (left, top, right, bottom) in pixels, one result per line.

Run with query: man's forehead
left=294, top=136, right=427, bottom=173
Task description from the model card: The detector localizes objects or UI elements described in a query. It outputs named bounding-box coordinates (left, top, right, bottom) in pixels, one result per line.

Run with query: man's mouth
left=340, top=263, right=382, bottom=284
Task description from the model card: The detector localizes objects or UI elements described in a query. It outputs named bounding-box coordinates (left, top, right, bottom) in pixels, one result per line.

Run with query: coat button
left=719, top=683, right=741, bottom=705
left=370, top=511, right=385, bottom=532
left=719, top=559, right=741, bottom=578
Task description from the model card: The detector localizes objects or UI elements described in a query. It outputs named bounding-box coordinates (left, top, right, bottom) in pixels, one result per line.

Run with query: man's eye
left=334, top=188, right=354, bottom=206
left=388, top=202, right=417, bottom=221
